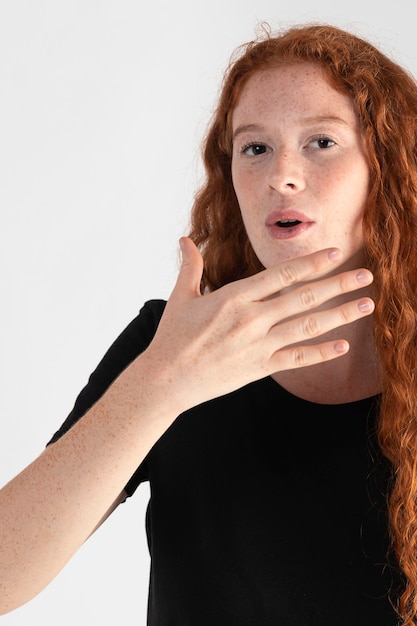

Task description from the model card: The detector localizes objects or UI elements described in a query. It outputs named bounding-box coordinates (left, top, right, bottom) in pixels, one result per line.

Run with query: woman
left=1, top=22, right=417, bottom=626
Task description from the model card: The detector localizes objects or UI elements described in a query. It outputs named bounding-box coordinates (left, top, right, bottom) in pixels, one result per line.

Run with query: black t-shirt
left=48, top=300, right=400, bottom=625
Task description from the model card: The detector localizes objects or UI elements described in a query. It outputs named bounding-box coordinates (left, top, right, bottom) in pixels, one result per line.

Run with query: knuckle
left=292, top=347, right=308, bottom=367
left=302, top=315, right=319, bottom=337
left=218, top=289, right=243, bottom=314
left=215, top=293, right=258, bottom=334
left=279, top=263, right=298, bottom=286
left=298, top=286, right=318, bottom=309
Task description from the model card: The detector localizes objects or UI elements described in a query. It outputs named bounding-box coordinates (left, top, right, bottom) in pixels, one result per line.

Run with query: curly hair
left=188, top=22, right=417, bottom=625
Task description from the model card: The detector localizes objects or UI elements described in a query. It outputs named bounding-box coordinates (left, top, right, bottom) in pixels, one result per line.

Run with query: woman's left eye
left=308, top=136, right=336, bottom=149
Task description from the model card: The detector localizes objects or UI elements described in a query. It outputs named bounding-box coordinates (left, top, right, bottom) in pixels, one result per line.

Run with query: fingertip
left=358, top=299, right=374, bottom=313
left=334, top=340, right=349, bottom=354
left=179, top=235, right=191, bottom=250
left=356, top=270, right=373, bottom=285
left=179, top=237, right=195, bottom=264
left=327, top=248, right=343, bottom=262
left=179, top=237, right=186, bottom=261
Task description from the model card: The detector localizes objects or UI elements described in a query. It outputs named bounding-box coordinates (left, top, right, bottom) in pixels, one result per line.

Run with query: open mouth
left=277, top=219, right=302, bottom=228
left=266, top=211, right=313, bottom=239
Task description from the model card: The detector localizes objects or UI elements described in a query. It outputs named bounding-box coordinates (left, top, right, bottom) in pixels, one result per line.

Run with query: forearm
left=0, top=352, right=180, bottom=615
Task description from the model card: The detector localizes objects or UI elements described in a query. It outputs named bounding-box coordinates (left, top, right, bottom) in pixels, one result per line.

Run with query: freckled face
left=231, top=63, right=370, bottom=272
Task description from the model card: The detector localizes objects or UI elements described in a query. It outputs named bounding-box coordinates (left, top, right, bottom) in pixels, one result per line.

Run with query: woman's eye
left=242, top=143, right=269, bottom=156
left=309, top=137, right=336, bottom=149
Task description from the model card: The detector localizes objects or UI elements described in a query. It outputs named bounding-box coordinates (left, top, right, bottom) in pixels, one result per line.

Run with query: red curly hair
left=188, top=22, right=417, bottom=626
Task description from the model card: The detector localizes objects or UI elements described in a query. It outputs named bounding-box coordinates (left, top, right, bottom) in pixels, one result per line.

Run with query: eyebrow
left=232, top=116, right=351, bottom=142
left=232, top=123, right=265, bottom=142
left=300, top=115, right=351, bottom=127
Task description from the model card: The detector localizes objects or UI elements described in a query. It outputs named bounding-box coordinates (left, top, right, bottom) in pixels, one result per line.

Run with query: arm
left=0, top=352, right=182, bottom=615
left=88, top=489, right=128, bottom=538
left=0, top=238, right=374, bottom=614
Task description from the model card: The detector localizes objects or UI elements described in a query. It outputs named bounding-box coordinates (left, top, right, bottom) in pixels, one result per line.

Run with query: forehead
left=232, top=62, right=356, bottom=127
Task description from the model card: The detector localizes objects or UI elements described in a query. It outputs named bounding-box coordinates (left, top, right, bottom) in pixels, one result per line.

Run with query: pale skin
left=0, top=62, right=377, bottom=615
left=231, top=63, right=380, bottom=403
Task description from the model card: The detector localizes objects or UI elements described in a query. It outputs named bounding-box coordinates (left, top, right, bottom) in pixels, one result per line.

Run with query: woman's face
left=231, top=63, right=370, bottom=274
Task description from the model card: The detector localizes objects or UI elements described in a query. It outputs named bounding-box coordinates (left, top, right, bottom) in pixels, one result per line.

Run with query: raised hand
left=143, top=237, right=374, bottom=412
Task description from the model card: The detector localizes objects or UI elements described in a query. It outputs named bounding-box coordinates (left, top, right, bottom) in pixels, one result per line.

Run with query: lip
left=266, top=209, right=313, bottom=226
left=265, top=210, right=315, bottom=240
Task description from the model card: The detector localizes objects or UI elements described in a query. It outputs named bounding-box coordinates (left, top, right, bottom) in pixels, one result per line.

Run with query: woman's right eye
left=241, top=143, right=269, bottom=156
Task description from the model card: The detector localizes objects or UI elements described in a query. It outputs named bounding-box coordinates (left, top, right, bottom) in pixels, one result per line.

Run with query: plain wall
left=1, top=1, right=416, bottom=623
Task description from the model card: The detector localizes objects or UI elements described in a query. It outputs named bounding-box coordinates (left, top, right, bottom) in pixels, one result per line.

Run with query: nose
left=267, top=151, right=305, bottom=193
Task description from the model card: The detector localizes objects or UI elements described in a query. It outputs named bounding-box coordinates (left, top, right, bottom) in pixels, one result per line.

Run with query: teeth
left=277, top=219, right=301, bottom=227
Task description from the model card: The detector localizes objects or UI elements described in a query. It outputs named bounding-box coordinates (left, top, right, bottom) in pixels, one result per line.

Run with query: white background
left=0, top=1, right=416, bottom=624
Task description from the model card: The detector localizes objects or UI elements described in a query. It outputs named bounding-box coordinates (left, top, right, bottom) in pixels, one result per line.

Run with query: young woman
left=2, top=22, right=417, bottom=626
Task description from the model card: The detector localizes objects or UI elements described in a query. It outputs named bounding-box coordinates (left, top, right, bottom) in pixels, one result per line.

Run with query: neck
left=272, top=315, right=382, bottom=405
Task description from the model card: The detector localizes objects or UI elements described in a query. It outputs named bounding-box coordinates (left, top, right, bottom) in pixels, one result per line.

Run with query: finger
left=242, top=248, right=343, bottom=301
left=263, top=267, right=373, bottom=321
left=269, top=339, right=350, bottom=372
left=269, top=296, right=375, bottom=348
left=172, top=237, right=204, bottom=298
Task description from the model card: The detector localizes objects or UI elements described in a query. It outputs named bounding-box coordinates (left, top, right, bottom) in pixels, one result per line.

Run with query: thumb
left=175, top=237, right=204, bottom=297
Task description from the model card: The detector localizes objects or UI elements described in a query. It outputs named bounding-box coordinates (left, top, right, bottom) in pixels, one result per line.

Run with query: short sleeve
left=46, top=299, right=167, bottom=492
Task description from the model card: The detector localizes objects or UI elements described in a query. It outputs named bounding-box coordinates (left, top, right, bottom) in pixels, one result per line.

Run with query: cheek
left=231, top=166, right=246, bottom=204
left=348, top=179, right=369, bottom=231
left=330, top=162, right=369, bottom=221
left=233, top=172, right=255, bottom=221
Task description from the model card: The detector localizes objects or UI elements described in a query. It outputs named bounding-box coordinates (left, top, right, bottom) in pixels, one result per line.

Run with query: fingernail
left=334, top=341, right=348, bottom=353
left=356, top=270, right=372, bottom=284
left=358, top=299, right=374, bottom=313
left=328, top=249, right=342, bottom=261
